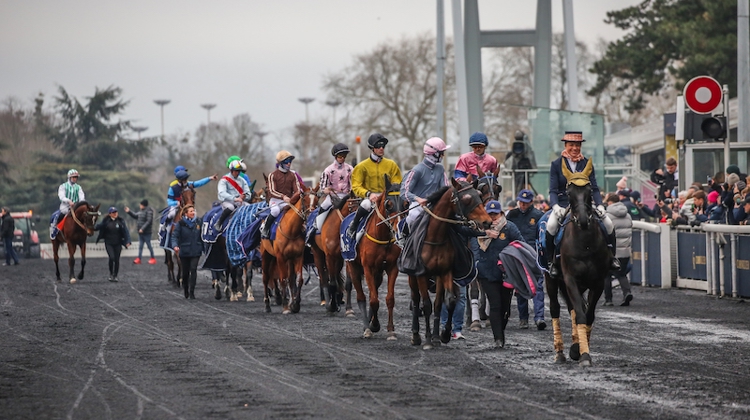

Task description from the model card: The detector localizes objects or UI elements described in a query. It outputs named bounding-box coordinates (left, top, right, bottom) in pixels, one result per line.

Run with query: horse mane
left=73, top=201, right=89, bottom=211
left=425, top=186, right=450, bottom=206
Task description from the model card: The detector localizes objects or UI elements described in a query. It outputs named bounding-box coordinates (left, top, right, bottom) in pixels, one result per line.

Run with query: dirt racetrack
left=1, top=256, right=749, bottom=420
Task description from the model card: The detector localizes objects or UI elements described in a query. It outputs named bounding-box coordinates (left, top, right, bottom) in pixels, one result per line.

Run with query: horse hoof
left=282, top=309, right=291, bottom=315
left=363, top=329, right=373, bottom=339
left=69, top=278, right=77, bottom=284
left=386, top=332, right=397, bottom=341
left=440, top=331, right=451, bottom=344
left=422, top=344, right=433, bottom=350
left=469, top=320, right=482, bottom=332
left=345, top=309, right=355, bottom=317
left=579, top=353, right=592, bottom=367
left=554, top=352, right=566, bottom=364
left=320, top=300, right=326, bottom=306
left=230, top=294, right=238, bottom=302
left=369, top=320, right=380, bottom=333
left=569, top=343, right=581, bottom=361
left=431, top=339, right=442, bottom=348
left=247, top=295, right=255, bottom=302
left=265, top=306, right=271, bottom=313
left=411, top=334, right=422, bottom=346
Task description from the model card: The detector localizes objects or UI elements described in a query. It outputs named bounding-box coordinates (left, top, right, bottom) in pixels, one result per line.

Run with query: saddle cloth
left=340, top=212, right=372, bottom=262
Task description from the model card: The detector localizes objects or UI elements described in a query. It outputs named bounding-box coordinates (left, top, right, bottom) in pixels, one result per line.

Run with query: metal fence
left=630, top=221, right=750, bottom=298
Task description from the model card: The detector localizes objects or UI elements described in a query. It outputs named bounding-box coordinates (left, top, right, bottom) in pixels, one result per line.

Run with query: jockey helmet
left=468, top=132, right=488, bottom=147
left=229, top=160, right=243, bottom=171
left=175, top=169, right=189, bottom=181
left=67, top=169, right=79, bottom=178
left=174, top=165, right=187, bottom=176
left=367, top=133, right=388, bottom=150
left=561, top=131, right=585, bottom=142
left=276, top=150, right=294, bottom=163
left=423, top=137, right=450, bottom=155
left=240, top=161, right=247, bottom=172
left=331, top=143, right=350, bottom=157
left=226, top=155, right=242, bottom=168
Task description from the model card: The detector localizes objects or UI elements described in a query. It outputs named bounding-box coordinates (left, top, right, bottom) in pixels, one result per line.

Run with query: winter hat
left=726, top=165, right=741, bottom=176
left=707, top=191, right=719, bottom=204
left=738, top=180, right=747, bottom=192
left=616, top=176, right=628, bottom=190
left=140, top=199, right=149, bottom=206
left=630, top=191, right=642, bottom=202
left=727, top=173, right=740, bottom=186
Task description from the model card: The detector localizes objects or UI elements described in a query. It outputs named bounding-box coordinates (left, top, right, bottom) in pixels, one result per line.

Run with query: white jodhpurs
left=269, top=198, right=289, bottom=217
left=546, top=205, right=614, bottom=236
left=404, top=201, right=423, bottom=228
left=221, top=201, right=238, bottom=211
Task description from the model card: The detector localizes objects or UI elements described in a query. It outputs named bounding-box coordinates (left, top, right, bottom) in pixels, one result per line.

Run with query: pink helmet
left=423, top=137, right=451, bottom=155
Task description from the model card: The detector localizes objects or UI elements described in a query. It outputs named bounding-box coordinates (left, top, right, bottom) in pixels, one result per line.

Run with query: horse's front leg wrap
left=585, top=324, right=592, bottom=342
left=552, top=318, right=564, bottom=353
left=576, top=324, right=590, bottom=355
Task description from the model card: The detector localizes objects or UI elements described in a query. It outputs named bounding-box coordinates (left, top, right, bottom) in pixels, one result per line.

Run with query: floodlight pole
left=153, top=99, right=171, bottom=141
left=132, top=126, right=148, bottom=140
left=201, top=103, right=216, bottom=128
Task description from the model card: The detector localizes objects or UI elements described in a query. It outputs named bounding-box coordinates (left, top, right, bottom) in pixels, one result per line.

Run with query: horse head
left=450, top=178, right=492, bottom=230
left=475, top=164, right=502, bottom=203
left=181, top=185, right=196, bottom=206
left=382, top=175, right=404, bottom=217
left=562, top=158, right=594, bottom=230
left=74, top=201, right=101, bottom=237
left=304, top=183, right=322, bottom=214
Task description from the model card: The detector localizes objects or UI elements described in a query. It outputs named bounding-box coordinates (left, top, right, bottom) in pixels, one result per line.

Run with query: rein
left=71, top=207, right=98, bottom=232
left=366, top=201, right=396, bottom=245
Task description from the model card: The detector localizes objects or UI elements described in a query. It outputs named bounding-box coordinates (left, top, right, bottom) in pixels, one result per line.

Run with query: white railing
left=702, top=224, right=750, bottom=298
left=40, top=240, right=163, bottom=259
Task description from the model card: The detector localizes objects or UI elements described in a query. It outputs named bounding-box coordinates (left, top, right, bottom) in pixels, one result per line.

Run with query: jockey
left=317, top=143, right=353, bottom=226
left=51, top=169, right=86, bottom=239
left=346, top=133, right=403, bottom=237
left=401, top=137, right=451, bottom=236
left=262, top=151, right=302, bottom=237
left=225, top=155, right=253, bottom=187
left=165, top=166, right=217, bottom=224
left=453, top=132, right=498, bottom=181
left=214, top=160, right=252, bottom=231
left=545, top=131, right=619, bottom=277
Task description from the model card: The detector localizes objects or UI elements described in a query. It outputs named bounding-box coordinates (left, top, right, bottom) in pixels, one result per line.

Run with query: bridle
left=71, top=204, right=100, bottom=236
left=476, top=174, right=500, bottom=204
left=367, top=190, right=402, bottom=245
left=423, top=183, right=483, bottom=229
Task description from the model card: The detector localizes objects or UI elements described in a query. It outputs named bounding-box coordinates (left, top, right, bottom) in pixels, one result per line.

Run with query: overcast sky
left=0, top=0, right=640, bottom=144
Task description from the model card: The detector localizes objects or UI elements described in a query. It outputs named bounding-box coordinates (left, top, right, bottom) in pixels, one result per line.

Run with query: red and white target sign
left=683, top=76, right=723, bottom=114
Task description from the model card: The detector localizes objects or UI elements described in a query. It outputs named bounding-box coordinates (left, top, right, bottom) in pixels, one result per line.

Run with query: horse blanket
left=340, top=212, right=372, bottom=262
left=225, top=203, right=266, bottom=267
left=498, top=240, right=542, bottom=300
left=201, top=205, right=227, bottom=243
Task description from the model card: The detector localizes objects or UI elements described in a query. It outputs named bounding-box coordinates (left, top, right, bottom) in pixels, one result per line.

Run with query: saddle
left=340, top=211, right=374, bottom=261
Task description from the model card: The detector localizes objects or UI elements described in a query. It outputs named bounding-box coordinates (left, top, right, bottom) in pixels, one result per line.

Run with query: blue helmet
left=174, top=165, right=187, bottom=176
left=175, top=169, right=189, bottom=181
left=469, top=132, right=488, bottom=147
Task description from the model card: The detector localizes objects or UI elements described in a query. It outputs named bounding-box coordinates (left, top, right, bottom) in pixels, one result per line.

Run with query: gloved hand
left=553, top=204, right=566, bottom=219
left=596, top=205, right=607, bottom=218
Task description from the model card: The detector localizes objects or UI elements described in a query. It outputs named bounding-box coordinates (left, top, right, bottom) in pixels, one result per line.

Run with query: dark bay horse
left=260, top=187, right=311, bottom=314
left=53, top=201, right=100, bottom=283
left=546, top=158, right=610, bottom=366
left=309, top=191, right=355, bottom=315
left=408, top=178, right=492, bottom=350
left=474, top=165, right=502, bottom=203
left=346, top=176, right=403, bottom=339
left=165, top=186, right=195, bottom=287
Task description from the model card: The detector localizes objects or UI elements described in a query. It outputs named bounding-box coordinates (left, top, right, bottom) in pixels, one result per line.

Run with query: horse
left=346, top=176, right=403, bottom=339
left=408, top=178, right=492, bottom=350
left=474, top=165, right=502, bottom=203
left=52, top=201, right=101, bottom=284
left=545, top=158, right=611, bottom=366
left=309, top=191, right=355, bottom=315
left=260, top=186, right=311, bottom=314
left=165, top=186, right=195, bottom=287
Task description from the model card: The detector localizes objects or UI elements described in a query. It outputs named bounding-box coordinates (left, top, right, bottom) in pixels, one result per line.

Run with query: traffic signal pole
left=724, top=84, right=731, bottom=173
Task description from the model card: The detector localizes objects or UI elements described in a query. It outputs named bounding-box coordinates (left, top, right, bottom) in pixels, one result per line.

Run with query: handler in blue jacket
left=172, top=205, right=203, bottom=299
left=476, top=200, right=523, bottom=348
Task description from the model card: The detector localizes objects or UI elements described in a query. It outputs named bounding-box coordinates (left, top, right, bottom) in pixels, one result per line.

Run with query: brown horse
left=53, top=201, right=101, bottom=284
left=346, top=176, right=403, bottom=339
left=260, top=187, right=311, bottom=314
left=165, top=186, right=195, bottom=287
left=309, top=191, right=356, bottom=314
left=408, top=178, right=492, bottom=350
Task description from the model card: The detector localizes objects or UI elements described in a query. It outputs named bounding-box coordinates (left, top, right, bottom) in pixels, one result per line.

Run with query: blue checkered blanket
left=225, top=203, right=267, bottom=267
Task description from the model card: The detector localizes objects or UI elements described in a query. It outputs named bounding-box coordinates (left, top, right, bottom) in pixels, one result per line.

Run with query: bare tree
left=323, top=33, right=455, bottom=167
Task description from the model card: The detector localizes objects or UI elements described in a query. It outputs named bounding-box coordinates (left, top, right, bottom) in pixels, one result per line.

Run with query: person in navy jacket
left=545, top=131, right=618, bottom=277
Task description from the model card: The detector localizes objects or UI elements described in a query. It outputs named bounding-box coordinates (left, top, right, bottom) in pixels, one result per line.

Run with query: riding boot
left=183, top=281, right=189, bottom=299
left=214, top=208, right=232, bottom=232
left=607, top=231, right=621, bottom=271
left=346, top=206, right=369, bottom=237
left=261, top=214, right=276, bottom=238
left=189, top=277, right=196, bottom=299
left=546, top=231, right=559, bottom=278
